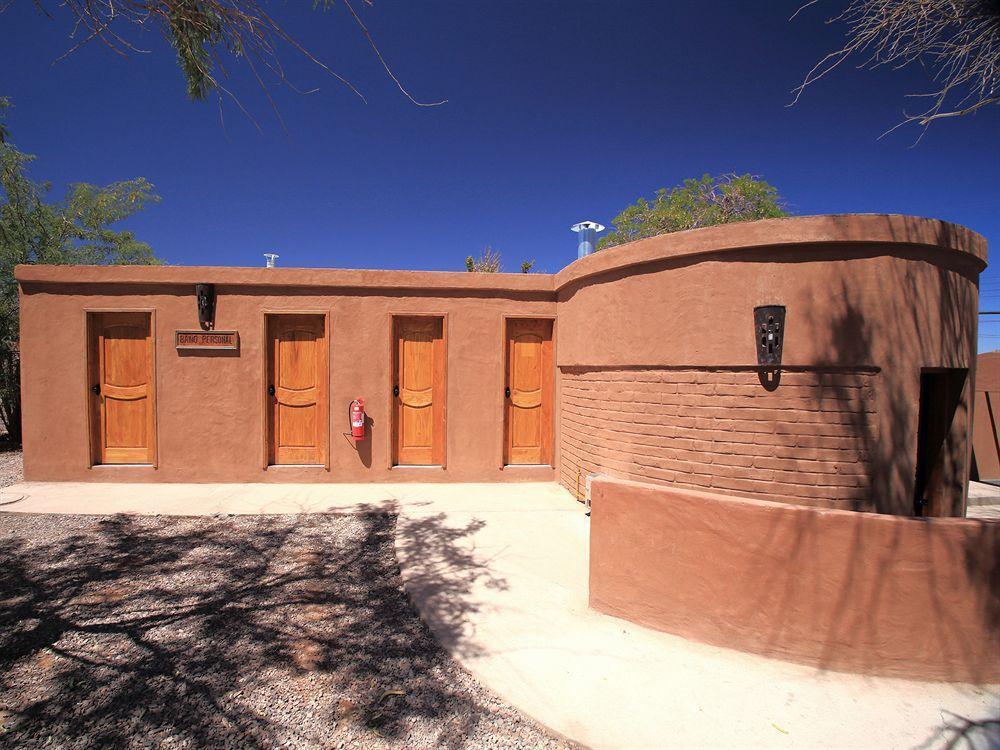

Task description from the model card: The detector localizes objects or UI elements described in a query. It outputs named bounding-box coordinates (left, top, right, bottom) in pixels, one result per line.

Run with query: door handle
left=393, top=385, right=399, bottom=397
left=505, top=387, right=510, bottom=399
left=91, top=384, right=100, bottom=395
left=268, top=384, right=275, bottom=396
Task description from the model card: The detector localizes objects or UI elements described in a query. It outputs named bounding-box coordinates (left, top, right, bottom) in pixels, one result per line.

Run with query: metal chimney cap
left=570, top=221, right=605, bottom=233
left=263, top=253, right=279, bottom=268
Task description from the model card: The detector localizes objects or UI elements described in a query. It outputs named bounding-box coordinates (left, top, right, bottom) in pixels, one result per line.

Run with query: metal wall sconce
left=754, top=305, right=785, bottom=390
left=196, top=284, right=216, bottom=330
left=754, top=305, right=785, bottom=366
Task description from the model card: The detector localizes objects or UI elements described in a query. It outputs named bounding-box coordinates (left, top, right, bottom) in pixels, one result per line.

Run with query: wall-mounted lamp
left=754, top=305, right=785, bottom=367
left=196, top=284, right=216, bottom=330
left=754, top=305, right=785, bottom=390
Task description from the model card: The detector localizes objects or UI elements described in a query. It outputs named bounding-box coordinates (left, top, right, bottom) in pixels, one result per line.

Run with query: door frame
left=498, top=314, right=556, bottom=469
left=260, top=310, right=331, bottom=471
left=386, top=312, right=449, bottom=469
left=84, top=308, right=159, bottom=469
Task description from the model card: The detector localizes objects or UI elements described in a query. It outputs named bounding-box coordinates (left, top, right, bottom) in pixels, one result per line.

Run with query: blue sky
left=4, top=1, right=999, bottom=348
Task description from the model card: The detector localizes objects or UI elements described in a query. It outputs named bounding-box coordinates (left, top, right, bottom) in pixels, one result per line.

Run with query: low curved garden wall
left=589, top=476, right=1000, bottom=683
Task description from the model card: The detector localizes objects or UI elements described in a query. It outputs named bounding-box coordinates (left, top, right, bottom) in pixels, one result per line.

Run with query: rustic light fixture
left=196, top=284, right=216, bottom=330
left=754, top=305, right=785, bottom=391
left=754, top=305, right=785, bottom=367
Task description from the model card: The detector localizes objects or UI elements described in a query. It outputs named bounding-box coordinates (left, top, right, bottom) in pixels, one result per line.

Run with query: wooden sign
left=175, top=330, right=239, bottom=350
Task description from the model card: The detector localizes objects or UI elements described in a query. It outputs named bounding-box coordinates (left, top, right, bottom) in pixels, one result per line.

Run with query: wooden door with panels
left=392, top=316, right=446, bottom=466
left=88, top=312, right=156, bottom=465
left=266, top=314, right=328, bottom=466
left=504, top=318, right=554, bottom=465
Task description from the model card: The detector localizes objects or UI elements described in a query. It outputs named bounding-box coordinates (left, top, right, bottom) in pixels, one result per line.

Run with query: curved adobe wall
left=589, top=476, right=1000, bottom=683
left=555, top=215, right=987, bottom=516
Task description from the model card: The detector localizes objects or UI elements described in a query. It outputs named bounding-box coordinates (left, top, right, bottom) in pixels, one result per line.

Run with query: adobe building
left=17, top=214, right=988, bottom=517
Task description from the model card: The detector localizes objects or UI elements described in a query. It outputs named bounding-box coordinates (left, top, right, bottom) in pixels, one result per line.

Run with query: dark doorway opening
left=913, top=369, right=969, bottom=517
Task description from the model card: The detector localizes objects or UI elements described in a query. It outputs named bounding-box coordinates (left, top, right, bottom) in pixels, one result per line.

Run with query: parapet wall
left=589, top=476, right=1000, bottom=683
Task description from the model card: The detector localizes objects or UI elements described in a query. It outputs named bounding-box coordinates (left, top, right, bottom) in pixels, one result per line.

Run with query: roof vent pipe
left=264, top=253, right=279, bottom=268
left=570, top=221, right=605, bottom=259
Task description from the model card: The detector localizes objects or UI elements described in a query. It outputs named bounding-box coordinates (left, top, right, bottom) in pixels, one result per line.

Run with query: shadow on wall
left=589, top=477, right=1000, bottom=685
left=339, top=413, right=376, bottom=468
left=741, top=495, right=998, bottom=683
left=558, top=217, right=982, bottom=515
left=799, top=214, right=980, bottom=517
left=0, top=510, right=513, bottom=749
left=766, top=219, right=998, bottom=680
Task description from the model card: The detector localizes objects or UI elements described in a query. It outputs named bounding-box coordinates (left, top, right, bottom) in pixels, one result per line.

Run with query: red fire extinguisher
left=349, top=398, right=366, bottom=441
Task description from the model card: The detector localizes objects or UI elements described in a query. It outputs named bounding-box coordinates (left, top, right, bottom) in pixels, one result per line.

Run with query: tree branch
left=791, top=0, right=1000, bottom=136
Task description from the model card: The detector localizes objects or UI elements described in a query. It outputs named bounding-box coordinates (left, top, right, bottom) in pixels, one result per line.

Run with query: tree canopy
left=0, top=98, right=161, bottom=441
left=598, top=173, right=788, bottom=251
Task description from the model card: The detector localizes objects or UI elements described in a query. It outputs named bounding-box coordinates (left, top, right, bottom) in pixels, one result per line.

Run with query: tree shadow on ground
left=912, top=712, right=1000, bottom=750
left=0, top=510, right=565, bottom=750
left=393, top=511, right=510, bottom=660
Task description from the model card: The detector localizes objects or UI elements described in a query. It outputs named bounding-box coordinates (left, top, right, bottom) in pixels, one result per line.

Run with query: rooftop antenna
left=264, top=253, right=279, bottom=268
left=570, top=221, right=605, bottom=259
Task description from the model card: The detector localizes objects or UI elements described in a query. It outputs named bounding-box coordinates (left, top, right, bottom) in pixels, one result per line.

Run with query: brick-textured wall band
left=560, top=368, right=878, bottom=510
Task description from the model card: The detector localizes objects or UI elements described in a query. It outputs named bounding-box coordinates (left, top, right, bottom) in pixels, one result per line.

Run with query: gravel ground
left=0, top=448, right=22, bottom=488
left=0, top=512, right=575, bottom=750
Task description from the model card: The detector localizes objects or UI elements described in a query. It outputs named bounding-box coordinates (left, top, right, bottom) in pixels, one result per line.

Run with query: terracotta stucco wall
left=589, top=476, right=1000, bottom=683
left=560, top=368, right=876, bottom=509
left=972, top=351, right=1000, bottom=481
left=556, top=225, right=983, bottom=515
left=18, top=279, right=557, bottom=483
left=16, top=215, right=987, bottom=510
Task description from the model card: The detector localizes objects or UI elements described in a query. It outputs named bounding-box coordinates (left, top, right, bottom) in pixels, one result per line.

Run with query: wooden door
left=504, top=319, right=554, bottom=465
left=89, top=312, right=155, bottom=465
left=392, top=316, right=446, bottom=466
left=267, top=314, right=328, bottom=466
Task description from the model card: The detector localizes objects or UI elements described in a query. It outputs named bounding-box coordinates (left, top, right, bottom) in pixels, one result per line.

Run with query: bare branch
left=789, top=0, right=821, bottom=22
left=341, top=0, right=447, bottom=107
left=914, top=93, right=1000, bottom=123
left=5, top=0, right=446, bottom=126
left=791, top=0, right=1000, bottom=135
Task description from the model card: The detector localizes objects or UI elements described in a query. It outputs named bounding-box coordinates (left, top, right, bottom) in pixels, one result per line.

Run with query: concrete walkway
left=3, top=481, right=998, bottom=749
left=968, top=481, right=1000, bottom=519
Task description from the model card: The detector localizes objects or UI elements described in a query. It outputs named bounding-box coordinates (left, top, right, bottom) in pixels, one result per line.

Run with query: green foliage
left=520, top=259, right=535, bottom=274
left=168, top=0, right=225, bottom=100
left=0, top=100, right=161, bottom=442
left=0, top=98, right=8, bottom=145
left=598, top=173, right=788, bottom=250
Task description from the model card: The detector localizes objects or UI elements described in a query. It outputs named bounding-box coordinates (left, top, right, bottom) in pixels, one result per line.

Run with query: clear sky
left=4, top=1, right=999, bottom=348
